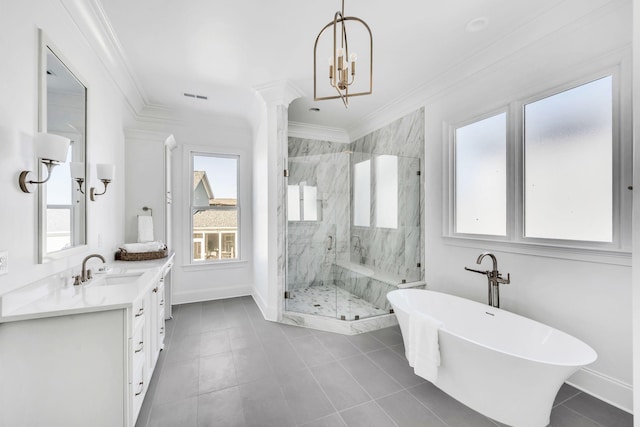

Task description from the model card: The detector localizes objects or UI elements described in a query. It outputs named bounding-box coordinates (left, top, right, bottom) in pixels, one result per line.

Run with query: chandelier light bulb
left=349, top=53, right=358, bottom=62
left=336, top=47, right=345, bottom=58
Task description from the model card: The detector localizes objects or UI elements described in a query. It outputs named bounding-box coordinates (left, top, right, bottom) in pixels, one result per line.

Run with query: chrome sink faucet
left=79, top=254, right=106, bottom=283
left=465, top=252, right=510, bottom=308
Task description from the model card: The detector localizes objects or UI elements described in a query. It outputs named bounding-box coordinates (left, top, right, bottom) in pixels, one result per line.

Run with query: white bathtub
left=387, top=289, right=597, bottom=427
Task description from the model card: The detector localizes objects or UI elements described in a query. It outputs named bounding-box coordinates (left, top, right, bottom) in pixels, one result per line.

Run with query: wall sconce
left=90, top=163, right=115, bottom=201
left=70, top=162, right=85, bottom=194
left=19, top=133, right=70, bottom=193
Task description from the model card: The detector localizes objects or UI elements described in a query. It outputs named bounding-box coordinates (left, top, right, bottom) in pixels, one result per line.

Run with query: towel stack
left=120, top=241, right=165, bottom=253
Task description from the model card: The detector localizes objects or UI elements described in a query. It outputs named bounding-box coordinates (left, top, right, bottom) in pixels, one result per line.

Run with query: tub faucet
left=465, top=252, right=510, bottom=308
left=79, top=254, right=106, bottom=283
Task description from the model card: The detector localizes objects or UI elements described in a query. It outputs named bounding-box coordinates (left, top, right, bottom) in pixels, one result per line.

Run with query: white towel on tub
left=137, top=215, right=154, bottom=242
left=406, top=311, right=442, bottom=382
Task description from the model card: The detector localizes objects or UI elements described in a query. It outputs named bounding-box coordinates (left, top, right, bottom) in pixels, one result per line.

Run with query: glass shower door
left=285, top=152, right=347, bottom=319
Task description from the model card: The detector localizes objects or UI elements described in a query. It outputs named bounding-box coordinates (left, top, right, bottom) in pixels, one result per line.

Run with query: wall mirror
left=38, top=31, right=88, bottom=263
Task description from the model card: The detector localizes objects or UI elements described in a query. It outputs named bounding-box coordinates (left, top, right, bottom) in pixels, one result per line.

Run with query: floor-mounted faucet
left=465, top=252, right=510, bottom=308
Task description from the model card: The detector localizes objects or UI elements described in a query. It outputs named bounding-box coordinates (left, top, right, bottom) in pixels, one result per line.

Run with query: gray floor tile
left=200, top=329, right=231, bottom=356
left=239, top=378, right=296, bottom=427
left=311, top=361, right=371, bottom=411
left=562, top=391, right=633, bottom=427
left=376, top=390, right=447, bottom=427
left=232, top=345, right=276, bottom=384
left=290, top=335, right=337, bottom=367
left=315, top=331, right=361, bottom=359
left=199, top=352, right=238, bottom=394
left=340, top=401, right=396, bottom=427
left=339, top=354, right=403, bottom=399
left=347, top=332, right=388, bottom=353
left=148, top=397, right=197, bottom=427
left=407, top=382, right=471, bottom=418
left=263, top=339, right=307, bottom=378
left=201, top=312, right=228, bottom=332
left=550, top=405, right=602, bottom=427
left=300, top=413, right=348, bottom=427
left=553, top=383, right=581, bottom=407
left=153, top=358, right=199, bottom=405
left=197, top=387, right=246, bottom=427
left=279, top=368, right=335, bottom=424
left=368, top=327, right=404, bottom=347
left=165, top=332, right=201, bottom=363
left=279, top=322, right=318, bottom=339
left=366, top=348, right=425, bottom=388
left=140, top=298, right=632, bottom=427
left=253, top=319, right=288, bottom=343
left=228, top=324, right=260, bottom=350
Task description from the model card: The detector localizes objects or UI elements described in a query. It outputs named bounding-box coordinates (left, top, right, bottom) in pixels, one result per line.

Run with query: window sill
left=442, top=236, right=631, bottom=266
left=182, top=259, right=249, bottom=271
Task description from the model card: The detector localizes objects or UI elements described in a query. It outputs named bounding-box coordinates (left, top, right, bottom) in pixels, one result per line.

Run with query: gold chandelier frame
left=313, top=0, right=373, bottom=107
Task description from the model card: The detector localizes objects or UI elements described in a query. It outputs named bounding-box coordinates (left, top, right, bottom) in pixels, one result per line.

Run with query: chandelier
left=313, top=0, right=373, bottom=108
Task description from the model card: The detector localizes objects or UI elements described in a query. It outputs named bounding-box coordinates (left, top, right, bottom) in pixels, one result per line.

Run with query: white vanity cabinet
left=0, top=257, right=173, bottom=427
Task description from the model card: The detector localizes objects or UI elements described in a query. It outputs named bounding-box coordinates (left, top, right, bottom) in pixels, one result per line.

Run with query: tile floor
left=135, top=296, right=633, bottom=427
left=285, top=284, right=388, bottom=320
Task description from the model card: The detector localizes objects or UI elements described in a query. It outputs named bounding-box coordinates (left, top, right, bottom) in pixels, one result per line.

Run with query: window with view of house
left=191, top=154, right=239, bottom=262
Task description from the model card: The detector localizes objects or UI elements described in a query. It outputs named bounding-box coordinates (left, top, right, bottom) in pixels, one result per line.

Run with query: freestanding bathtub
left=387, top=289, right=597, bottom=427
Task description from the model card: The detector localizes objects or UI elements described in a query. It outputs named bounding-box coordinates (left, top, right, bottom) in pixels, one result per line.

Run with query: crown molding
left=346, top=0, right=627, bottom=142
left=288, top=122, right=350, bottom=144
left=58, top=0, right=147, bottom=116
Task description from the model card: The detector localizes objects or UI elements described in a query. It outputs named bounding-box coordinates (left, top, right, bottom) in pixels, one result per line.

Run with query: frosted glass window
left=455, top=113, right=507, bottom=235
left=303, top=185, right=318, bottom=221
left=524, top=76, right=612, bottom=242
left=353, top=160, right=371, bottom=227
left=287, top=185, right=300, bottom=221
left=375, top=155, right=398, bottom=229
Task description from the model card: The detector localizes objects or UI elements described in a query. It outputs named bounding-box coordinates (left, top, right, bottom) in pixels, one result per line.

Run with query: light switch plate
left=0, top=251, right=7, bottom=276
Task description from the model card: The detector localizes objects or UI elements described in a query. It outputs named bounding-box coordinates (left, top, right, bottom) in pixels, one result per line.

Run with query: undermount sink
left=88, top=272, right=144, bottom=287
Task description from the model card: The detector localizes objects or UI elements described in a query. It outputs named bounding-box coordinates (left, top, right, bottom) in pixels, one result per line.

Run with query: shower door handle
left=327, top=235, right=333, bottom=251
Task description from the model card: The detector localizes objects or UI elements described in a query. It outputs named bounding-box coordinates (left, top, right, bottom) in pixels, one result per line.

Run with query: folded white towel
left=120, top=241, right=165, bottom=253
left=137, top=215, right=154, bottom=243
left=406, top=311, right=442, bottom=383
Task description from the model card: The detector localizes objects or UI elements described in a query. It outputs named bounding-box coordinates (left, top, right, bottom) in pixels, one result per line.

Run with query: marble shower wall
left=286, top=139, right=350, bottom=291
left=349, top=108, right=425, bottom=282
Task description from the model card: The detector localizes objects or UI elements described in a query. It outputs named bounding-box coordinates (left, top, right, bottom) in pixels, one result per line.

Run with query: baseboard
left=567, top=367, right=633, bottom=414
left=172, top=285, right=252, bottom=305
left=251, top=289, right=277, bottom=321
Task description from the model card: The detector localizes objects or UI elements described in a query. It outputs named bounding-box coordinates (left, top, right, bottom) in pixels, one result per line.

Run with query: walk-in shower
left=284, top=115, right=425, bottom=331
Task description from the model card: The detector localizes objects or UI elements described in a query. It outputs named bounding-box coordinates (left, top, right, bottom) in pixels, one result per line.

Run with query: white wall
left=123, top=112, right=254, bottom=304
left=424, top=3, right=632, bottom=411
left=0, top=0, right=126, bottom=296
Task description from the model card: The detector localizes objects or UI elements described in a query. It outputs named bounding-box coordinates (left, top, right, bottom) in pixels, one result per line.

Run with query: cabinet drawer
left=132, top=297, right=145, bottom=325
left=132, top=359, right=146, bottom=419
left=132, top=321, right=145, bottom=365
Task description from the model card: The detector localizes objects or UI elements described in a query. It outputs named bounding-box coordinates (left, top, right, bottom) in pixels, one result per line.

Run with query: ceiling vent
left=183, top=93, right=208, bottom=100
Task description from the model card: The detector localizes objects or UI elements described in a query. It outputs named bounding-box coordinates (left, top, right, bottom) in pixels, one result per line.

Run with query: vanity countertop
left=0, top=254, right=174, bottom=323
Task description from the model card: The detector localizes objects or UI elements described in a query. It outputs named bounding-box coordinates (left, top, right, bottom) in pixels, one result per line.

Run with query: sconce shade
left=70, top=162, right=84, bottom=179
left=36, top=132, right=70, bottom=163
left=97, top=163, right=115, bottom=181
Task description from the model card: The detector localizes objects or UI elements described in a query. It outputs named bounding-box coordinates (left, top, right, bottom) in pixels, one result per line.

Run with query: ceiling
left=96, top=0, right=617, bottom=133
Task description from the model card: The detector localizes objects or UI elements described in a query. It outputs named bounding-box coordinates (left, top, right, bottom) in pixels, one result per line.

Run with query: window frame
left=188, top=149, right=242, bottom=265
left=444, top=64, right=631, bottom=265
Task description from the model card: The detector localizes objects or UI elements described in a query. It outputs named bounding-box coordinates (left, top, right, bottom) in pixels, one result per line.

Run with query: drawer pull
left=159, top=327, right=165, bottom=335
left=159, top=300, right=164, bottom=306
left=153, top=287, right=158, bottom=293
left=134, top=381, right=144, bottom=396
left=135, top=307, right=144, bottom=317
left=134, top=341, right=144, bottom=353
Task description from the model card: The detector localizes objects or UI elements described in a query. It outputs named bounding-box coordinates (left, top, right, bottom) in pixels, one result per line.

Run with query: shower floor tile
left=285, top=284, right=388, bottom=320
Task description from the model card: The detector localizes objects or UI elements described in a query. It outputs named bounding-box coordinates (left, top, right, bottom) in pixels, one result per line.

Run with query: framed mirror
left=38, top=30, right=88, bottom=263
